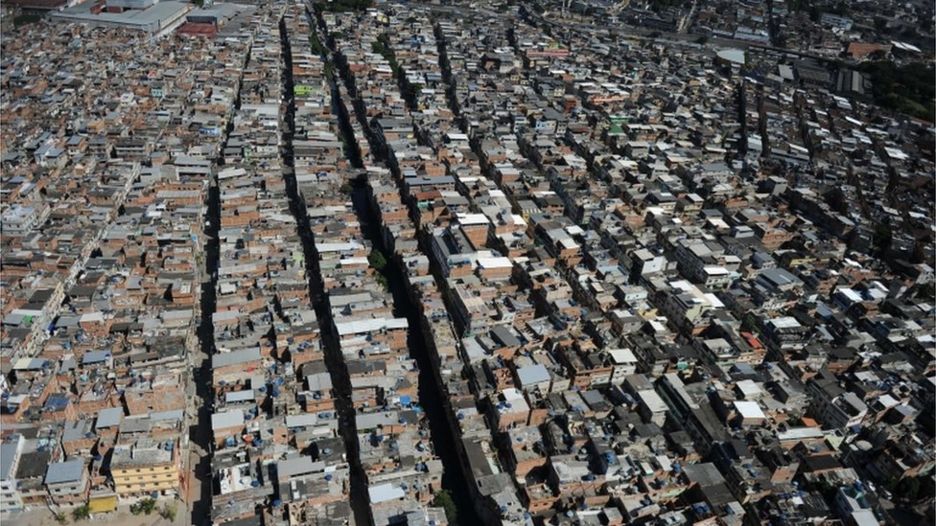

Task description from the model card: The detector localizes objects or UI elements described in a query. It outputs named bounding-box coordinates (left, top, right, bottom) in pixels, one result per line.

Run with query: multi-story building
left=109, top=438, right=181, bottom=501
left=44, top=459, right=89, bottom=507
left=0, top=435, right=25, bottom=514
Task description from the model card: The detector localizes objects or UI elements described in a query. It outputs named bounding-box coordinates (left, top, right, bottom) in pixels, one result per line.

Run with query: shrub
left=159, top=503, right=177, bottom=522
left=71, top=504, right=90, bottom=521
left=375, top=274, right=389, bottom=291
left=130, top=498, right=157, bottom=516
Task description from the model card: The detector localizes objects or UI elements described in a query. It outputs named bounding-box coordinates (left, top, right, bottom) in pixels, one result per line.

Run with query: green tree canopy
left=368, top=249, right=388, bottom=270
left=432, top=490, right=458, bottom=525
left=71, top=505, right=90, bottom=521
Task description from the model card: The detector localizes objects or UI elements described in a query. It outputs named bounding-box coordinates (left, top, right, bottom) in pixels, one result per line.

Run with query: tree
left=741, top=312, right=760, bottom=333
left=309, top=33, right=326, bottom=55
left=130, top=498, right=157, bottom=516
left=13, top=13, right=42, bottom=27
left=159, top=503, right=178, bottom=522
left=916, top=281, right=936, bottom=300
left=371, top=34, right=402, bottom=77
left=53, top=512, right=68, bottom=524
left=859, top=60, right=936, bottom=121
left=368, top=249, right=388, bottom=271
left=432, top=489, right=458, bottom=525
left=315, top=0, right=373, bottom=12
left=406, top=83, right=424, bottom=102
left=896, top=476, right=922, bottom=503
left=375, top=274, right=389, bottom=291
left=71, top=505, right=90, bottom=521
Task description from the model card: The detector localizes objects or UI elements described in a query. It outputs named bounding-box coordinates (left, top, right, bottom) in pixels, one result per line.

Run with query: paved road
left=188, top=149, right=222, bottom=526
left=7, top=504, right=189, bottom=526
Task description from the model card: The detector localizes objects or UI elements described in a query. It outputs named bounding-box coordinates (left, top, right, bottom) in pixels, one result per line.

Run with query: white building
left=0, top=435, right=25, bottom=514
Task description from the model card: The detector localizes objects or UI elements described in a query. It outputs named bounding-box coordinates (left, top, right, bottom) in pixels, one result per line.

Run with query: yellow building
left=88, top=494, right=118, bottom=514
left=109, top=438, right=181, bottom=500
